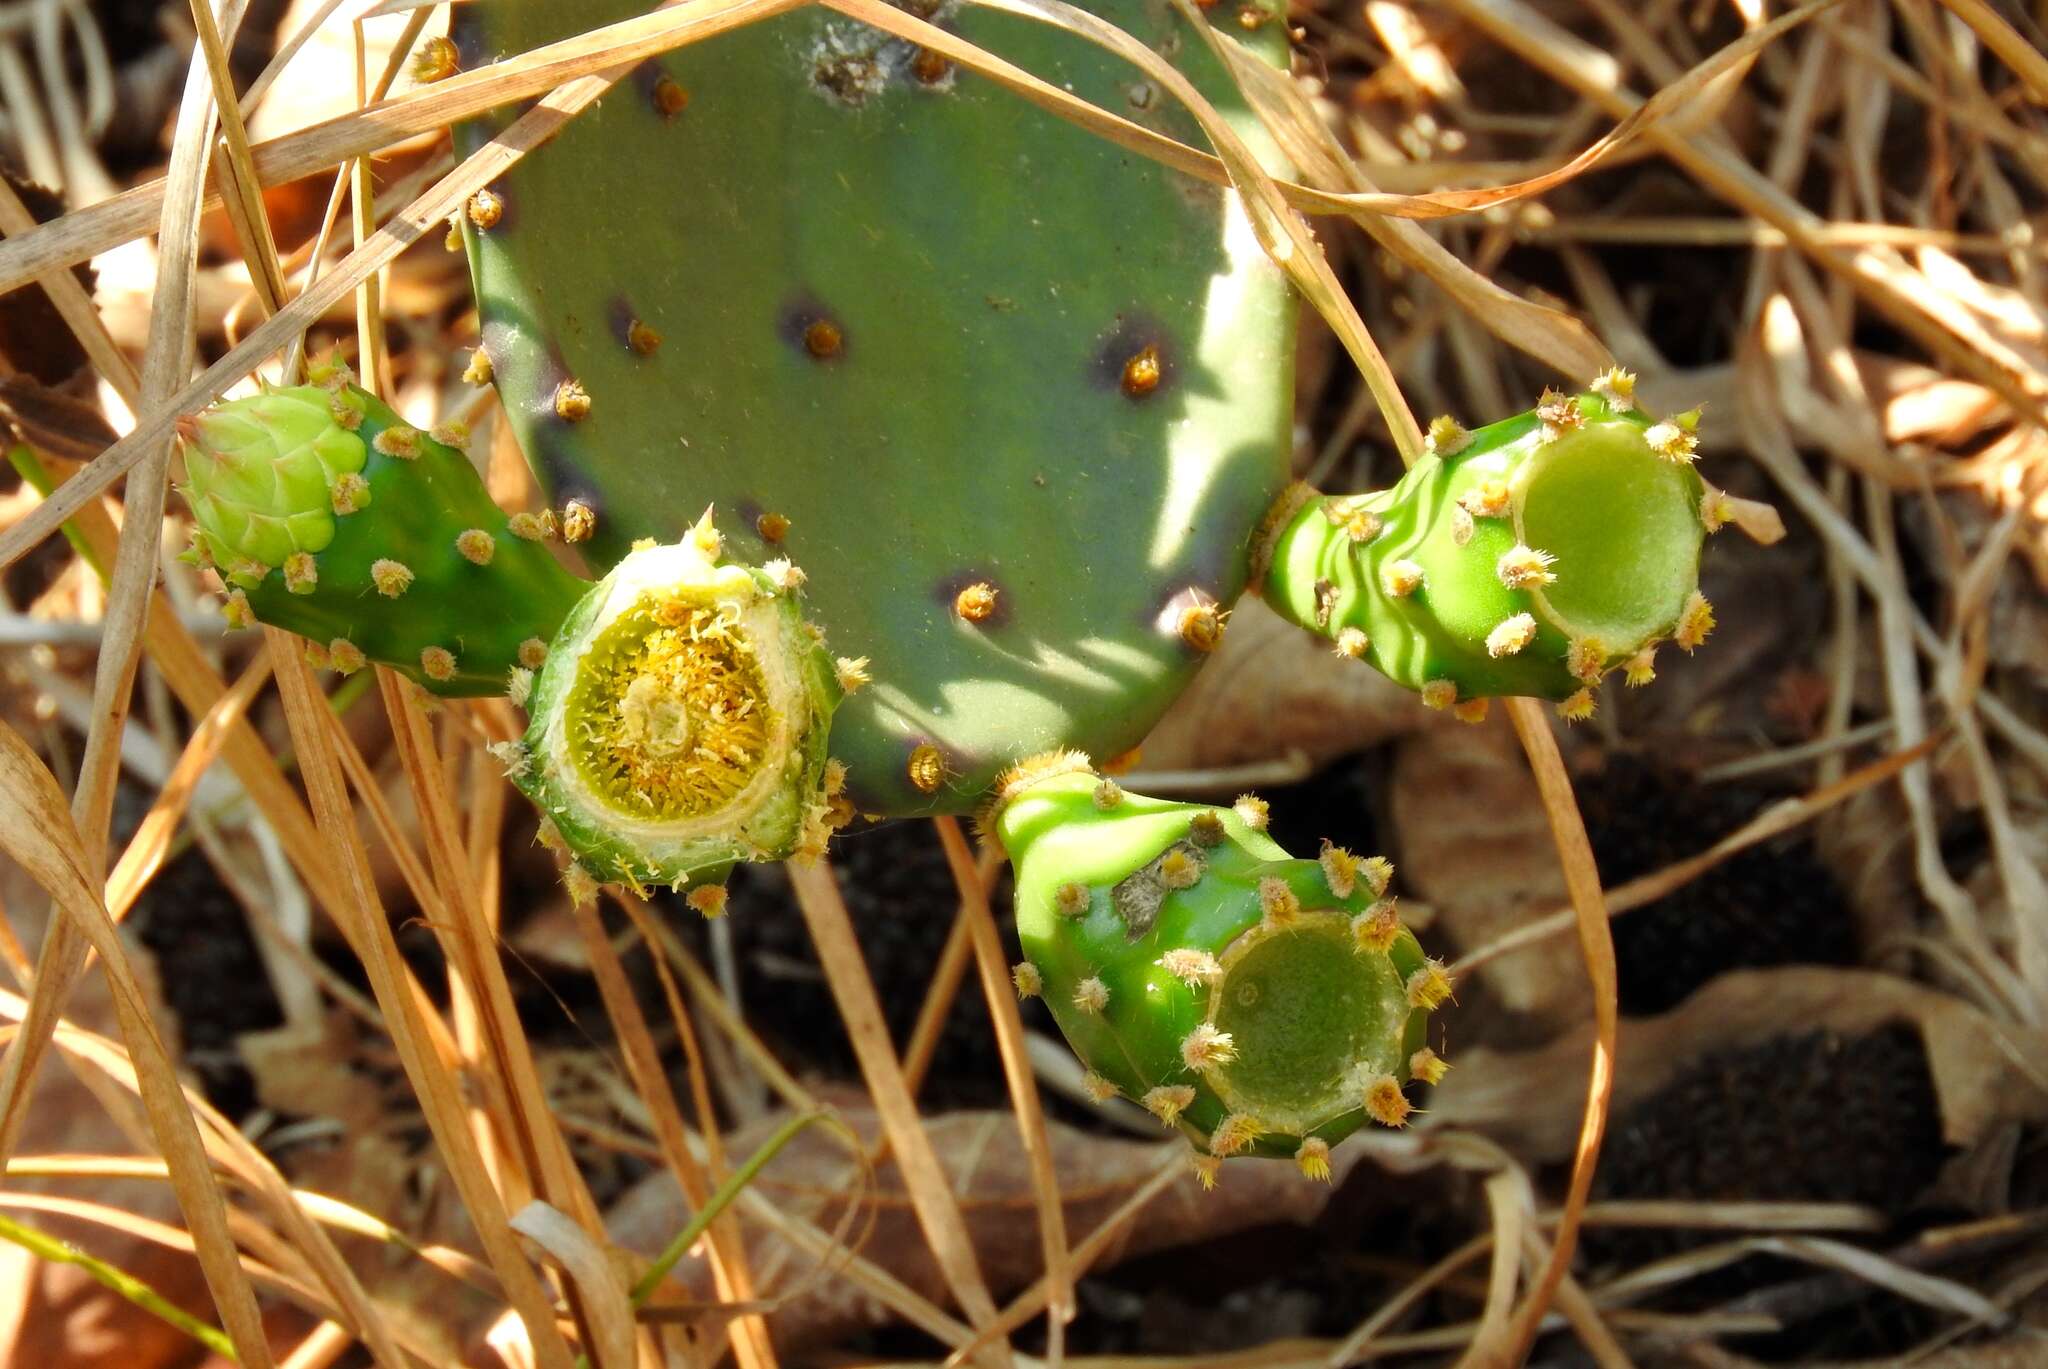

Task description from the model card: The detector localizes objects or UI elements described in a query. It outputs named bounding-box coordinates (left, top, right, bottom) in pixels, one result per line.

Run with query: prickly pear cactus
left=178, top=370, right=587, bottom=692
left=1260, top=379, right=1717, bottom=722
left=452, top=0, right=1295, bottom=816
left=987, top=754, right=1447, bottom=1180
left=495, top=512, right=848, bottom=892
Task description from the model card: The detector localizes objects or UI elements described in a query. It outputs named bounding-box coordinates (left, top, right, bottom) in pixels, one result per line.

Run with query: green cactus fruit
left=177, top=373, right=588, bottom=694
left=495, top=512, right=848, bottom=893
left=452, top=0, right=1296, bottom=817
left=1258, top=378, right=1716, bottom=722
left=986, top=754, right=1447, bottom=1179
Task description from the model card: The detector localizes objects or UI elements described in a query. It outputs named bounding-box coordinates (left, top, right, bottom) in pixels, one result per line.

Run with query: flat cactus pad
left=454, top=0, right=1295, bottom=815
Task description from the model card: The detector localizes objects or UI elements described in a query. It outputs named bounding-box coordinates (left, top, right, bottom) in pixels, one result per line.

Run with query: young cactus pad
left=453, top=0, right=1295, bottom=816
left=178, top=377, right=587, bottom=693
left=1259, top=385, right=1713, bottom=717
left=988, top=755, right=1444, bottom=1169
left=497, top=517, right=845, bottom=890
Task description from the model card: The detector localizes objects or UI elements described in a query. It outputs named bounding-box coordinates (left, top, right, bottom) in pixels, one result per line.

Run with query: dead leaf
left=1137, top=594, right=1438, bottom=773
left=1389, top=721, right=1585, bottom=1031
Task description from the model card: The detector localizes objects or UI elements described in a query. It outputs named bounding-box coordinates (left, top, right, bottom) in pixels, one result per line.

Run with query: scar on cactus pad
left=986, top=752, right=1446, bottom=1178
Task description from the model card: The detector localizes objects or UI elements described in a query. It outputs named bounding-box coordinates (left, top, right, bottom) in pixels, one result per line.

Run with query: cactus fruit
left=452, top=0, right=1296, bottom=816
left=177, top=371, right=587, bottom=693
left=493, top=512, right=847, bottom=890
left=985, top=753, right=1444, bottom=1170
left=1258, top=384, right=1713, bottom=720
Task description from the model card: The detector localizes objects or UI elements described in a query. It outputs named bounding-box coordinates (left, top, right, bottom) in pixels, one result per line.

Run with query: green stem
left=0, top=1210, right=237, bottom=1360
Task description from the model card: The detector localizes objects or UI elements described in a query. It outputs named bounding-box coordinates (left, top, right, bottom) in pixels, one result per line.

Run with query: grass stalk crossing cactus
left=986, top=753, right=1444, bottom=1175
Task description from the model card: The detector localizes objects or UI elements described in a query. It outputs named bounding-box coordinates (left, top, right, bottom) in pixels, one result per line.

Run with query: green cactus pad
left=988, top=756, right=1444, bottom=1169
left=1260, top=384, right=1712, bottom=715
left=500, top=521, right=845, bottom=890
left=178, top=378, right=588, bottom=694
left=453, top=0, right=1295, bottom=816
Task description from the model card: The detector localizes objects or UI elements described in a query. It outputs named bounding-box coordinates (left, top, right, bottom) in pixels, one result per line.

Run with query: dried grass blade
left=1450, top=732, right=1943, bottom=980
left=1497, top=698, right=1618, bottom=1365
left=0, top=994, right=407, bottom=1367
left=265, top=631, right=581, bottom=1369
left=381, top=672, right=602, bottom=1229
left=188, top=0, right=288, bottom=312
left=9, top=449, right=343, bottom=914
left=572, top=895, right=777, bottom=1369
left=0, top=176, right=140, bottom=402
left=1937, top=0, right=2048, bottom=103
left=935, top=818, right=1074, bottom=1352
left=0, top=723, right=277, bottom=1365
left=1443, top=0, right=2048, bottom=429
left=509, top=1201, right=643, bottom=1369
left=785, top=858, right=1010, bottom=1365
left=105, top=653, right=274, bottom=920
